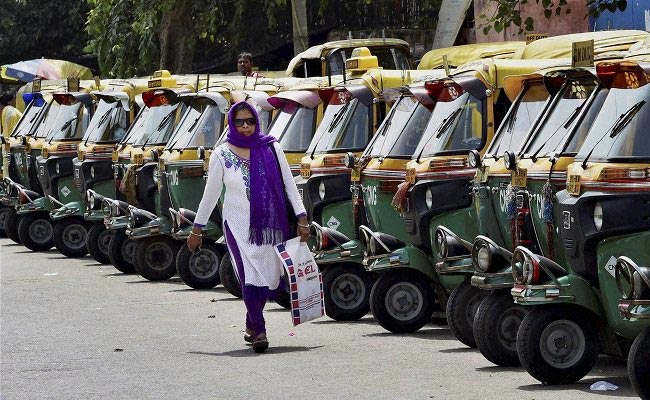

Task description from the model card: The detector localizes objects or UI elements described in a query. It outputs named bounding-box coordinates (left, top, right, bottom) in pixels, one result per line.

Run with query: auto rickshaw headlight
left=318, top=181, right=326, bottom=201
left=425, top=187, right=433, bottom=210
left=615, top=256, right=650, bottom=300
left=90, top=165, right=95, bottom=179
left=153, top=167, right=159, bottom=184
left=472, top=236, right=511, bottom=274
left=504, top=150, right=516, bottom=171
left=511, top=248, right=534, bottom=284
left=435, top=229, right=446, bottom=258
left=468, top=150, right=481, bottom=168
left=343, top=152, right=356, bottom=169
left=593, top=202, right=603, bottom=231
left=55, top=162, right=60, bottom=174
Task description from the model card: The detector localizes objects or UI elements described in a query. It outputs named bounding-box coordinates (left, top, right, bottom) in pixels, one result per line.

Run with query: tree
left=478, top=0, right=628, bottom=35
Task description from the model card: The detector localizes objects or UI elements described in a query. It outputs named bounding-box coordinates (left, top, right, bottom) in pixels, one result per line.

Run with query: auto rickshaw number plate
left=112, top=151, right=119, bottom=163
left=567, top=174, right=581, bottom=196
left=511, top=168, right=527, bottom=187
left=351, top=168, right=361, bottom=182
left=475, top=166, right=489, bottom=183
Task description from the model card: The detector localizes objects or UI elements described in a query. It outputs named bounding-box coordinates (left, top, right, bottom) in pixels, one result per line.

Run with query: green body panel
left=92, top=179, right=116, bottom=199
left=321, top=200, right=355, bottom=239
left=16, top=196, right=49, bottom=215
left=596, top=233, right=650, bottom=339
left=11, top=148, right=41, bottom=187
left=172, top=221, right=221, bottom=241
left=526, top=179, right=568, bottom=267
left=55, top=175, right=82, bottom=204
left=362, top=177, right=409, bottom=242
left=165, top=165, right=205, bottom=212
left=85, top=210, right=106, bottom=222
left=478, top=177, right=512, bottom=248
left=50, top=200, right=84, bottom=220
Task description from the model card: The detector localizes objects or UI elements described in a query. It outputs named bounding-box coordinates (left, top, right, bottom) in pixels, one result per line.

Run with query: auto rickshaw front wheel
left=474, top=290, right=527, bottom=367
left=107, top=229, right=136, bottom=273
left=0, top=205, right=12, bottom=237
left=86, top=223, right=114, bottom=264
left=4, top=208, right=22, bottom=244
left=133, top=235, right=181, bottom=281
left=218, top=253, right=243, bottom=298
left=629, top=326, right=650, bottom=400
left=176, top=241, right=223, bottom=289
left=17, top=211, right=54, bottom=251
left=322, top=264, right=374, bottom=321
left=53, top=216, right=91, bottom=257
left=446, top=280, right=489, bottom=348
left=517, top=305, right=599, bottom=385
left=370, top=270, right=436, bottom=334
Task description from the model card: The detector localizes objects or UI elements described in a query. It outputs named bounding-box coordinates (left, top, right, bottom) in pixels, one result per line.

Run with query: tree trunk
left=159, top=3, right=195, bottom=74
left=291, top=0, right=309, bottom=55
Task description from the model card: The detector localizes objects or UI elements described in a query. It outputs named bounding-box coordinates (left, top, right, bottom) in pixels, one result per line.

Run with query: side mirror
left=197, top=146, right=206, bottom=160
left=343, top=152, right=356, bottom=169
left=468, top=150, right=481, bottom=168
left=504, top=150, right=516, bottom=171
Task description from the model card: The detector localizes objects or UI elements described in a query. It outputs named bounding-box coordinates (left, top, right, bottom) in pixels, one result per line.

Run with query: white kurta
left=194, top=142, right=306, bottom=289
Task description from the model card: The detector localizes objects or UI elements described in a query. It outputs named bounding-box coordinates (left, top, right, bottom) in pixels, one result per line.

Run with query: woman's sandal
left=244, top=328, right=254, bottom=344
left=252, top=333, right=269, bottom=353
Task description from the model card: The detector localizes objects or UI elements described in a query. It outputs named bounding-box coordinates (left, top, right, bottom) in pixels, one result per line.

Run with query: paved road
left=0, top=238, right=640, bottom=400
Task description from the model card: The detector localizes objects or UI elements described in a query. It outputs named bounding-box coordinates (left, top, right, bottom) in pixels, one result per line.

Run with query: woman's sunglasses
left=233, top=117, right=257, bottom=127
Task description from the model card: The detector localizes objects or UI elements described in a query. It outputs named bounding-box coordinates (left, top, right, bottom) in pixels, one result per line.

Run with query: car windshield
left=82, top=99, right=130, bottom=143
left=32, top=102, right=62, bottom=138
left=11, top=101, right=48, bottom=138
left=46, top=103, right=88, bottom=141
left=487, top=82, right=549, bottom=156
left=268, top=102, right=316, bottom=152
left=313, top=98, right=370, bottom=153
left=305, top=101, right=346, bottom=155
left=575, top=84, right=650, bottom=161
left=132, top=103, right=184, bottom=146
left=367, top=96, right=432, bottom=158
left=523, top=78, right=601, bottom=157
left=167, top=101, right=224, bottom=150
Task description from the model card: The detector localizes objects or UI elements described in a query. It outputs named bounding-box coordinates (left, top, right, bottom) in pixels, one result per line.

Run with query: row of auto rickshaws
left=1, top=32, right=650, bottom=399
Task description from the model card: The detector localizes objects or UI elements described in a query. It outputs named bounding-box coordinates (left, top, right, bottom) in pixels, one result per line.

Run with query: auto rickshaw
left=417, top=41, right=525, bottom=70
left=363, top=58, right=565, bottom=335
left=510, top=60, right=650, bottom=384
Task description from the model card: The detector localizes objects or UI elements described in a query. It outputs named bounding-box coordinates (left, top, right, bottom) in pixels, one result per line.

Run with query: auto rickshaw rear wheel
left=218, top=253, right=242, bottom=298
left=474, top=290, right=527, bottom=366
left=370, top=270, right=436, bottom=334
left=322, top=264, right=374, bottom=321
left=133, top=235, right=181, bottom=281
left=86, top=223, right=113, bottom=264
left=4, top=208, right=22, bottom=244
left=176, top=241, right=223, bottom=289
left=446, top=279, right=489, bottom=348
left=629, top=326, right=650, bottom=400
left=517, top=305, right=599, bottom=385
left=53, top=216, right=91, bottom=257
left=107, top=229, right=136, bottom=273
left=17, top=211, right=54, bottom=251
left=0, top=205, right=12, bottom=237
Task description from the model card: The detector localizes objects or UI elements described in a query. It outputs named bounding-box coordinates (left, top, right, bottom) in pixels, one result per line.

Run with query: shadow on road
left=311, top=316, right=378, bottom=326
left=438, top=346, right=478, bottom=353
left=475, top=365, right=525, bottom=373
left=189, top=345, right=324, bottom=357
left=363, top=327, right=457, bottom=341
left=124, top=277, right=185, bottom=285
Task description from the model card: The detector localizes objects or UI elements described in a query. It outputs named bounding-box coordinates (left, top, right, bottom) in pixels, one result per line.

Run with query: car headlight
left=318, top=181, right=326, bottom=201
left=55, top=162, right=60, bottom=174
left=425, top=187, right=433, bottom=210
left=90, top=165, right=95, bottom=179
left=593, top=202, right=603, bottom=231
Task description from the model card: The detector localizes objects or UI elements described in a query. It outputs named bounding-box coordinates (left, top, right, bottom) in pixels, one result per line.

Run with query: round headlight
left=435, top=230, right=446, bottom=258
left=318, top=181, right=326, bottom=201
left=153, top=167, right=159, bottom=184
left=504, top=150, right=516, bottom=171
left=90, top=165, right=95, bottom=179
left=425, top=187, right=433, bottom=210
left=344, top=152, right=356, bottom=169
left=593, top=202, right=603, bottom=231
left=88, top=191, right=96, bottom=206
left=55, top=162, right=60, bottom=174
left=468, top=150, right=481, bottom=168
left=476, top=245, right=491, bottom=273
left=368, top=237, right=377, bottom=256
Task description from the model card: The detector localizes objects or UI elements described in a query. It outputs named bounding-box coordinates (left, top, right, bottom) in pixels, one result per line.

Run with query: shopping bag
left=275, top=237, right=325, bottom=326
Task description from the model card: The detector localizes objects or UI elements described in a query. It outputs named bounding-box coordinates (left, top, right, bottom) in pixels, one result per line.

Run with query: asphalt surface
left=0, top=238, right=641, bottom=400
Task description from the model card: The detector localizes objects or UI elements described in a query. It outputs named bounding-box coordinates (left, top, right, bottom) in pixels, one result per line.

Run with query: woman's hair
left=237, top=52, right=253, bottom=62
left=0, top=89, right=16, bottom=106
left=231, top=102, right=250, bottom=114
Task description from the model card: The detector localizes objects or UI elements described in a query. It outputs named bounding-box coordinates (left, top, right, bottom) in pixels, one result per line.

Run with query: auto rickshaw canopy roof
left=502, top=67, right=599, bottom=102
left=418, top=41, right=526, bottom=70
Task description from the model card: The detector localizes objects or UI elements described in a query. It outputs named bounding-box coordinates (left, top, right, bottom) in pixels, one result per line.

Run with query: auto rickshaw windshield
left=46, top=103, right=87, bottom=141
left=305, top=101, right=347, bottom=155
left=32, top=102, right=62, bottom=138
left=167, top=103, right=223, bottom=150
left=487, top=82, right=549, bottom=156
left=575, top=84, right=650, bottom=160
left=10, top=101, right=48, bottom=138
left=133, top=103, right=184, bottom=146
left=82, top=99, right=130, bottom=143
left=267, top=102, right=316, bottom=152
left=313, top=98, right=370, bottom=153
left=524, top=78, right=602, bottom=157
left=367, top=96, right=431, bottom=158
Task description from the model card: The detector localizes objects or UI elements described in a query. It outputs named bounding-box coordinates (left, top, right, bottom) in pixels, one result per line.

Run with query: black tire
left=4, top=208, right=22, bottom=244
left=219, top=253, right=242, bottom=298
left=517, top=305, right=599, bottom=385
left=0, top=205, right=11, bottom=237
left=446, top=280, right=489, bottom=348
left=474, top=290, right=528, bottom=366
left=107, top=229, right=136, bottom=273
left=133, top=235, right=181, bottom=281
left=176, top=242, right=223, bottom=289
left=17, top=212, right=54, bottom=251
left=53, top=216, right=90, bottom=257
left=322, top=264, right=374, bottom=321
left=629, top=327, right=650, bottom=400
left=370, top=270, right=436, bottom=334
left=86, top=223, right=113, bottom=264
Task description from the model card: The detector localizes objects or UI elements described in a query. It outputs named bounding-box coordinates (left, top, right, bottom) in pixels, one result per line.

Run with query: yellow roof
left=418, top=41, right=526, bottom=70
left=502, top=67, right=596, bottom=102
left=452, top=58, right=572, bottom=89
left=513, top=30, right=650, bottom=60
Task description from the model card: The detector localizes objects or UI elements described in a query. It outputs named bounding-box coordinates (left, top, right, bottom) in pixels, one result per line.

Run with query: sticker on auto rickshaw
left=351, top=168, right=361, bottom=182
left=67, top=77, right=80, bottom=92
left=32, top=78, right=41, bottom=92
left=511, top=168, right=527, bottom=188
left=475, top=166, right=490, bottom=183
left=526, top=33, right=548, bottom=44
left=148, top=79, right=162, bottom=88
left=567, top=174, right=581, bottom=196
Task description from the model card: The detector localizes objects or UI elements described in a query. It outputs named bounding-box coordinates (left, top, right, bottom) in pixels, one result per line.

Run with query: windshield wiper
left=580, top=100, right=646, bottom=169
left=309, top=102, right=352, bottom=159
left=142, top=109, right=176, bottom=150
left=85, top=107, right=114, bottom=146
left=49, top=116, right=78, bottom=143
left=416, top=107, right=461, bottom=162
left=530, top=103, right=584, bottom=162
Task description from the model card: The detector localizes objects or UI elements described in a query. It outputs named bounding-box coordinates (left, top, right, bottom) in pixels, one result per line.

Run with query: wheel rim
left=189, top=248, right=219, bottom=278
left=330, top=272, right=365, bottom=310
left=465, top=291, right=487, bottom=326
left=0, top=208, right=9, bottom=229
left=539, top=319, right=586, bottom=368
left=496, top=306, right=526, bottom=351
left=122, top=239, right=136, bottom=263
left=384, top=281, right=423, bottom=321
left=144, top=241, right=174, bottom=270
left=97, top=230, right=112, bottom=255
left=62, top=224, right=87, bottom=250
left=29, top=219, right=53, bottom=244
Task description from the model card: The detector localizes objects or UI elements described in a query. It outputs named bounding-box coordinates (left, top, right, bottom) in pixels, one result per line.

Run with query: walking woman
left=187, top=101, right=309, bottom=353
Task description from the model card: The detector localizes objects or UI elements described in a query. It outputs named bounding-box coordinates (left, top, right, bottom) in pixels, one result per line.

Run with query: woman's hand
left=297, top=216, right=310, bottom=242
left=187, top=227, right=203, bottom=253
